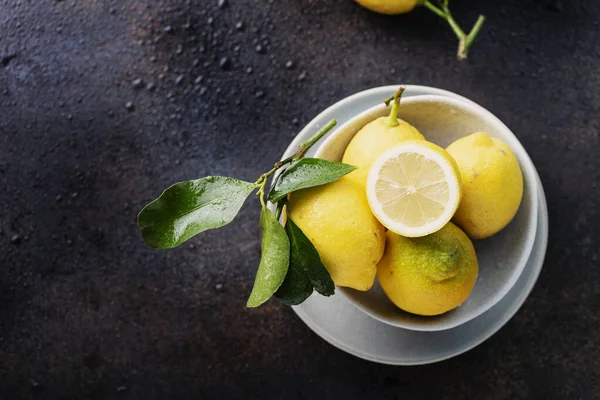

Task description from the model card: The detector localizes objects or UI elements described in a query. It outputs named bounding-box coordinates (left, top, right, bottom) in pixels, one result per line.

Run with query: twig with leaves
left=137, top=120, right=357, bottom=307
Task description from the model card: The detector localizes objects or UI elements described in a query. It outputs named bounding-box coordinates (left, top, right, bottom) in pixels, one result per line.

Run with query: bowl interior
left=314, top=94, right=539, bottom=331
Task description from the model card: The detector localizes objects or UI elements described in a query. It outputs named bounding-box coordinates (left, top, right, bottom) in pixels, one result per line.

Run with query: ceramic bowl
left=313, top=93, right=539, bottom=331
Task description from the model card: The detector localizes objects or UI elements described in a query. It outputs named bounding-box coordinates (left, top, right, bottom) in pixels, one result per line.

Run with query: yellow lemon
left=366, top=140, right=462, bottom=237
left=343, top=89, right=424, bottom=187
left=288, top=178, right=385, bottom=291
left=355, top=0, right=418, bottom=15
left=378, top=222, right=478, bottom=316
left=446, top=132, right=524, bottom=239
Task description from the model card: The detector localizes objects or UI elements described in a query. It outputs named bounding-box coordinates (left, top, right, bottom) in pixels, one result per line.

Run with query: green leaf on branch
left=137, top=176, right=255, bottom=249
left=267, top=158, right=356, bottom=203
left=274, top=259, right=313, bottom=306
left=247, top=207, right=290, bottom=308
left=287, top=217, right=335, bottom=296
left=274, top=217, right=334, bottom=305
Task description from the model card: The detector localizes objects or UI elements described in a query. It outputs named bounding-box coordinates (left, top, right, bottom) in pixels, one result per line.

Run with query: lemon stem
left=420, top=0, right=485, bottom=60
left=257, top=181, right=267, bottom=209
left=387, top=102, right=400, bottom=128
left=384, top=86, right=405, bottom=128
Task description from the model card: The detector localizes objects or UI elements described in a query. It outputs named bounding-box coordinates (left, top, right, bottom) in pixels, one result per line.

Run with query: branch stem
left=293, top=119, right=337, bottom=161
left=253, top=119, right=338, bottom=206
left=420, top=0, right=485, bottom=60
left=461, top=15, right=486, bottom=59
left=421, top=0, right=446, bottom=19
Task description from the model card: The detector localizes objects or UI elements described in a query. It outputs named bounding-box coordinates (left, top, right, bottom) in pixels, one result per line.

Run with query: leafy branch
left=137, top=120, right=356, bottom=308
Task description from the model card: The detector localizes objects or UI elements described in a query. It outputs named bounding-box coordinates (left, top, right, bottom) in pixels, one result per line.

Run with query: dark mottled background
left=1, top=0, right=599, bottom=398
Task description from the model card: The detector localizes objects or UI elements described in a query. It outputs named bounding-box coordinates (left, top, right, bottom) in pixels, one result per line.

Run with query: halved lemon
left=366, top=140, right=462, bottom=237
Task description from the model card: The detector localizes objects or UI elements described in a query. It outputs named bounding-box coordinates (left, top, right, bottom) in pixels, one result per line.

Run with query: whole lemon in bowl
left=343, top=89, right=424, bottom=187
left=446, top=132, right=524, bottom=239
left=377, top=222, right=478, bottom=316
left=343, top=117, right=424, bottom=186
left=288, top=178, right=386, bottom=291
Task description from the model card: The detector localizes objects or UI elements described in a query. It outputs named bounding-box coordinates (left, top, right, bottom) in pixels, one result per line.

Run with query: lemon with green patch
left=377, top=222, right=478, bottom=316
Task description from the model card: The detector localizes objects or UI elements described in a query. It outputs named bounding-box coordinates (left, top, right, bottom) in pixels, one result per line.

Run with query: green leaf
left=274, top=260, right=313, bottom=306
left=138, top=176, right=255, bottom=249
left=277, top=217, right=335, bottom=301
left=267, top=158, right=356, bottom=203
left=247, top=207, right=290, bottom=308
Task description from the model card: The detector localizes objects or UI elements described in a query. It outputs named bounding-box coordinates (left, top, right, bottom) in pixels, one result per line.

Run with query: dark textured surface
left=1, top=0, right=599, bottom=398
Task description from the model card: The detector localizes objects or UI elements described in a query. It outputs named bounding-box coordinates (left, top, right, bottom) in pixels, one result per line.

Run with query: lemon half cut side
left=366, top=140, right=463, bottom=237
